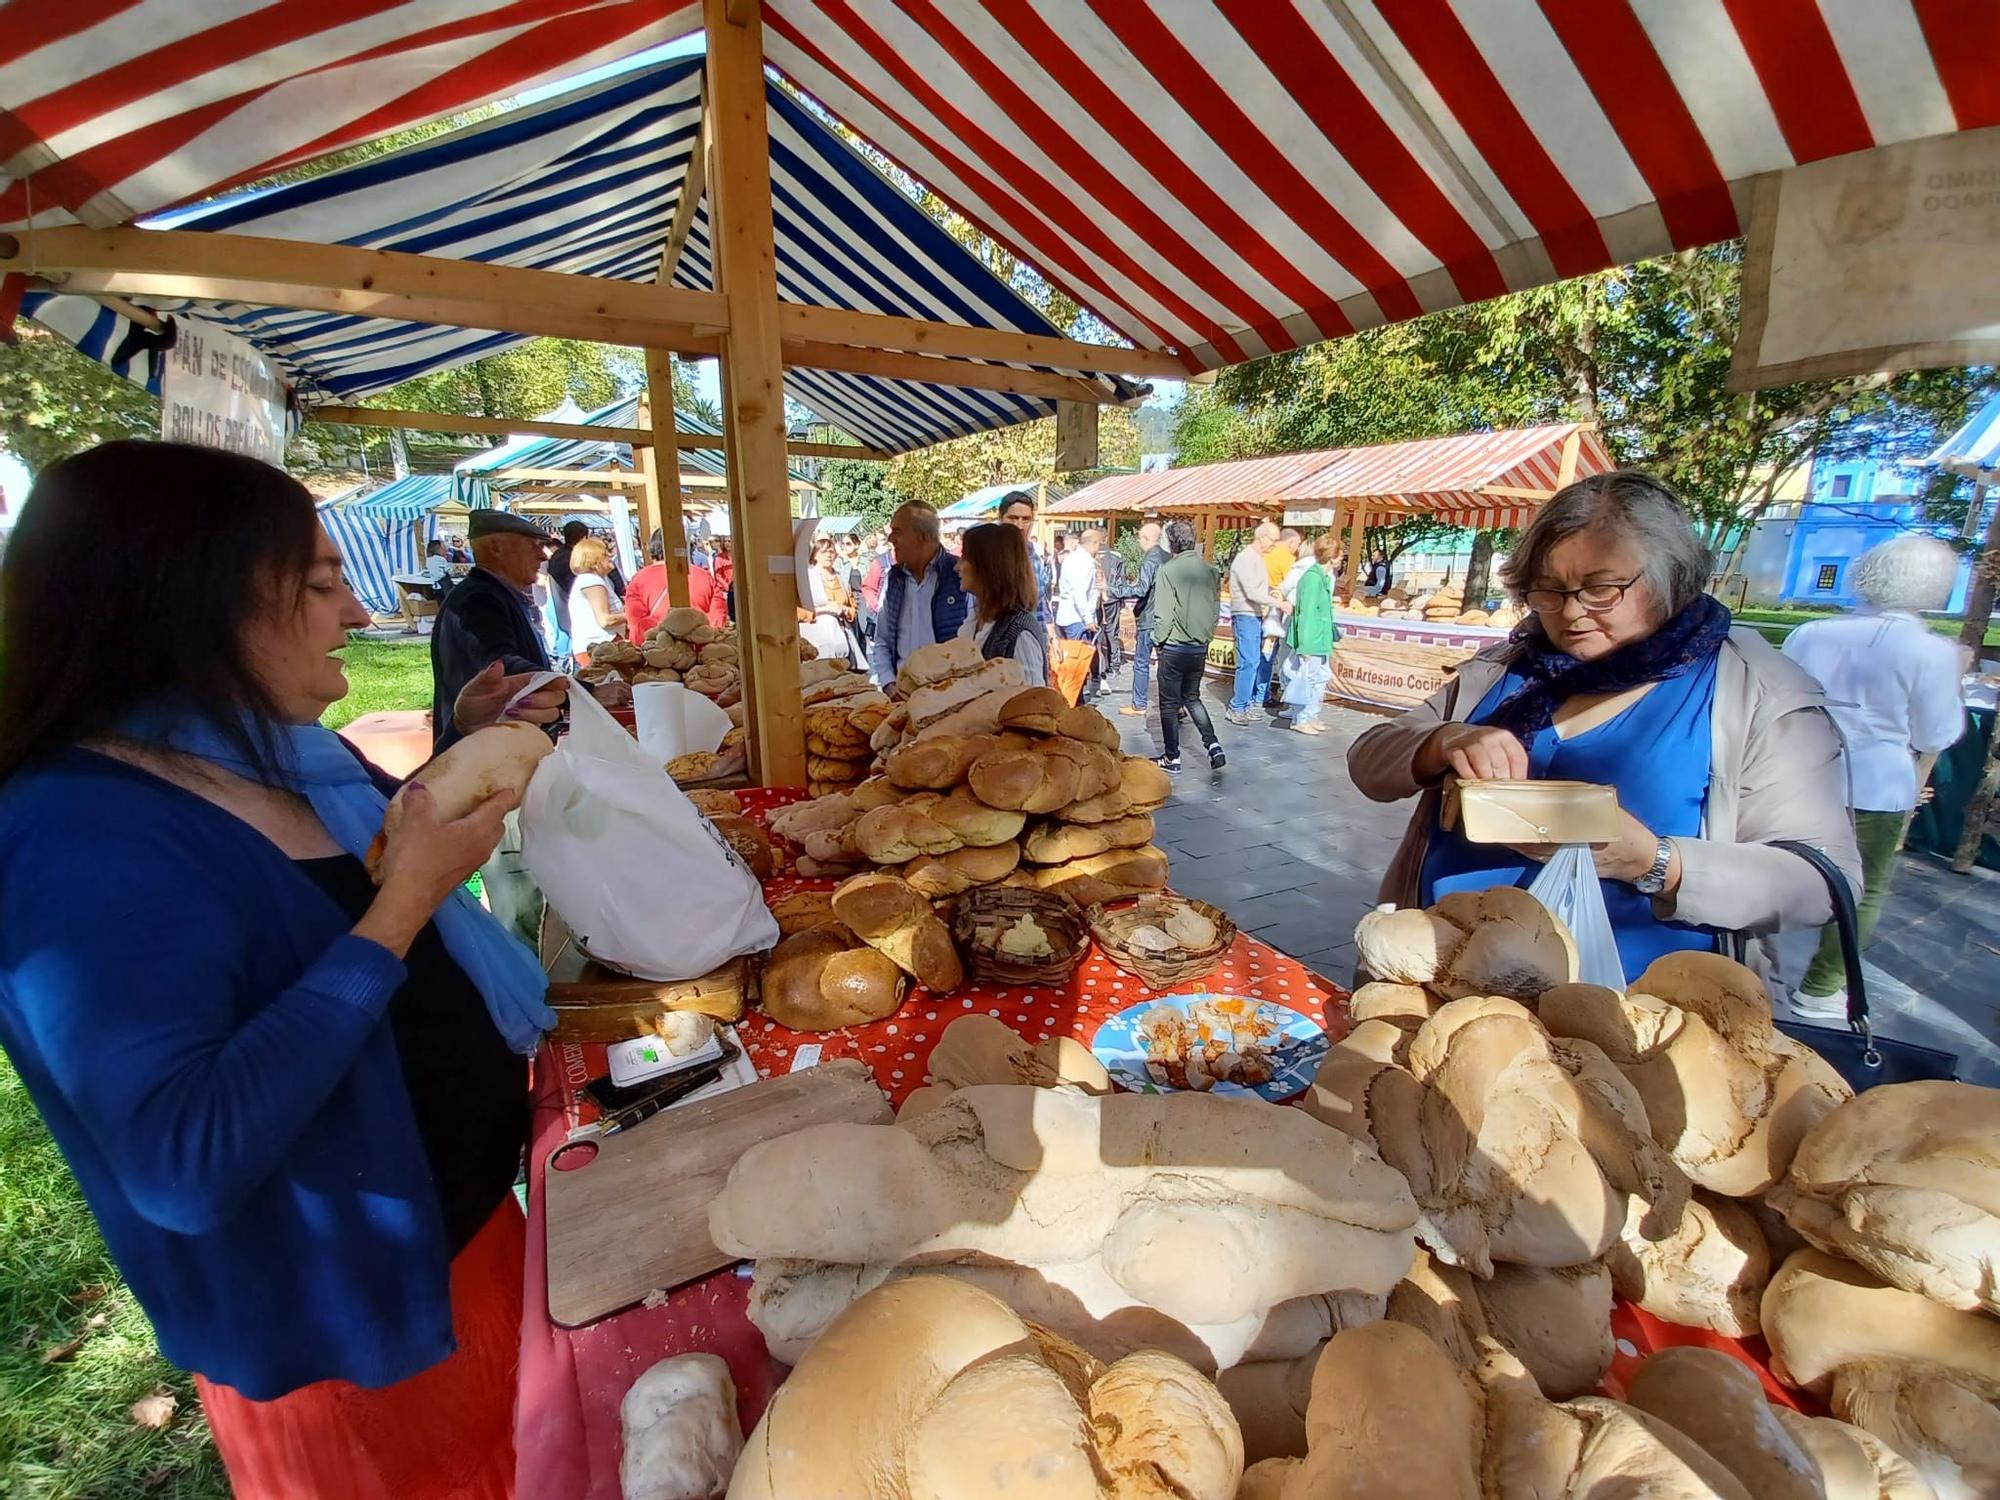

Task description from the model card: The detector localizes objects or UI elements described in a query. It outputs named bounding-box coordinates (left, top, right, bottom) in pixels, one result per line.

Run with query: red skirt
left=196, top=1199, right=524, bottom=1500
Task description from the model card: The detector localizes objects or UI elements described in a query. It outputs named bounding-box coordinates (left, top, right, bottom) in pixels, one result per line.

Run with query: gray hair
left=1165, top=519, right=1198, bottom=554
left=1502, top=470, right=1712, bottom=620
left=892, top=501, right=941, bottom=544
left=1851, top=534, right=1960, bottom=612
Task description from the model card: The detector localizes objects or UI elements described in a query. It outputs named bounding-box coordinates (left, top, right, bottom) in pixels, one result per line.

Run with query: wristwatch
left=1633, top=836, right=1676, bottom=895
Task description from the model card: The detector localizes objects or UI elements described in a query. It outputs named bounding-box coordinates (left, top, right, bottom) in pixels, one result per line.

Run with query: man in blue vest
left=869, top=500, right=970, bottom=684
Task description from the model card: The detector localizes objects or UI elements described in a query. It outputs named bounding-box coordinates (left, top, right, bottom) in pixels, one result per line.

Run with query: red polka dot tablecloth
left=512, top=787, right=1800, bottom=1499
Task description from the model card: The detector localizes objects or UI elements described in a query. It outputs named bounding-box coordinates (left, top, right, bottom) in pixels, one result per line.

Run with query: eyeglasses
left=1522, top=577, right=1640, bottom=614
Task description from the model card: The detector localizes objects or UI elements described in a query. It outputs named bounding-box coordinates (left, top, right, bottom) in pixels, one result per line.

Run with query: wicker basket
left=951, top=886, right=1091, bottom=986
left=1086, top=893, right=1236, bottom=988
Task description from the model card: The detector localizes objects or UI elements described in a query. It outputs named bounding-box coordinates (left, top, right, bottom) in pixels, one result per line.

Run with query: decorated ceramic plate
left=1090, top=994, right=1328, bottom=1102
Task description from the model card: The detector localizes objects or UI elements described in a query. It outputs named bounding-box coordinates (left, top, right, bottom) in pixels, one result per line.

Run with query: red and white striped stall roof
left=3, top=2, right=1996, bottom=370
left=1049, top=422, right=1613, bottom=529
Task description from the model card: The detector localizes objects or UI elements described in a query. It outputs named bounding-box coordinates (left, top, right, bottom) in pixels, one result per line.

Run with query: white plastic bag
left=1526, top=844, right=1626, bottom=990
left=520, top=678, right=777, bottom=979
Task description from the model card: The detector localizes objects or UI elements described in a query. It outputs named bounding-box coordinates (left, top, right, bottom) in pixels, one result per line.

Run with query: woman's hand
left=358, top=783, right=516, bottom=955
left=453, top=660, right=568, bottom=733
left=1415, top=723, right=1530, bottom=783
left=1510, top=810, right=1678, bottom=891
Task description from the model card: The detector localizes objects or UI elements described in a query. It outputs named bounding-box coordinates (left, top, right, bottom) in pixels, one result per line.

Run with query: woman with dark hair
left=0, top=441, right=566, bottom=1498
left=1349, top=470, right=1861, bottom=987
left=955, top=521, right=1049, bottom=684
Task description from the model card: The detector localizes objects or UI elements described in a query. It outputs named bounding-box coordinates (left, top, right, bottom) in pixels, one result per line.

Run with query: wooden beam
left=780, top=338, right=1109, bottom=403
left=488, top=467, right=649, bottom=486
left=1343, top=502, right=1368, bottom=599
left=1556, top=427, right=1583, bottom=487
left=316, top=405, right=655, bottom=446
left=3, top=225, right=728, bottom=353
left=706, top=0, right=806, bottom=787
left=658, top=107, right=708, bottom=287
left=777, top=303, right=1184, bottom=380
left=642, top=349, right=691, bottom=609
left=311, top=404, right=889, bottom=459
left=1479, top=484, right=1559, bottom=501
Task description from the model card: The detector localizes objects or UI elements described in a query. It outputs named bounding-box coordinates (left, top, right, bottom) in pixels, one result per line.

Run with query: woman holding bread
left=0, top=442, right=564, bottom=1499
left=1350, top=470, right=1861, bottom=986
left=956, top=521, right=1050, bottom=685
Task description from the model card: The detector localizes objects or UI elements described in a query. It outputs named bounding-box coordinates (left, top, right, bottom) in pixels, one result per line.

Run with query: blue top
left=1420, top=658, right=1720, bottom=984
left=0, top=750, right=457, bottom=1400
left=870, top=549, right=970, bottom=681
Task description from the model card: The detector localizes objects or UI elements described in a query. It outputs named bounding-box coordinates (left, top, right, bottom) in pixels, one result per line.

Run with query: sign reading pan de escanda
left=161, top=316, right=288, bottom=465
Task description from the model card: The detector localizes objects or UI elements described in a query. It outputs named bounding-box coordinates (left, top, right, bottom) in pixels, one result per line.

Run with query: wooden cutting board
left=543, top=1058, right=891, bottom=1327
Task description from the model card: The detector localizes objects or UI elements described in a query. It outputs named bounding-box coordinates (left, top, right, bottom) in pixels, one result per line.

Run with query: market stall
left=1052, top=424, right=1615, bottom=712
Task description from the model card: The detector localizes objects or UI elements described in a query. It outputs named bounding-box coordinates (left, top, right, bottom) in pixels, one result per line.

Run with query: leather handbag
left=1763, top=839, right=1958, bottom=1090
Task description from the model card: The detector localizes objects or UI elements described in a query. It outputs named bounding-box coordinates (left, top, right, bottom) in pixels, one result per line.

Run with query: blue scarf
left=124, top=709, right=553, bottom=1054
left=1485, top=594, right=1734, bottom=738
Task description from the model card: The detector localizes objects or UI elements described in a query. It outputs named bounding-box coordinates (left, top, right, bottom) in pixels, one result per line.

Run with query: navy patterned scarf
left=1483, top=593, right=1733, bottom=738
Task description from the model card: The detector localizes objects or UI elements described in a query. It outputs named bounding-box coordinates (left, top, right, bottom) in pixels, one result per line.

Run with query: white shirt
left=1782, top=610, right=1965, bottom=812
left=1056, top=548, right=1100, bottom=628
left=424, top=555, right=452, bottom=585
left=567, top=574, right=622, bottom=653
left=960, top=610, right=1048, bottom=686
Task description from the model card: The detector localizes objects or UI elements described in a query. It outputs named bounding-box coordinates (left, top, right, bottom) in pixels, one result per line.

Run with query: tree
left=0, top=327, right=160, bottom=474
left=887, top=405, right=1142, bottom=508
left=817, top=458, right=904, bottom=530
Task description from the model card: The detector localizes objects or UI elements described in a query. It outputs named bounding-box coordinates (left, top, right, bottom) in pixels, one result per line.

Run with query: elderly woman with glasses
left=1350, top=470, right=1862, bottom=988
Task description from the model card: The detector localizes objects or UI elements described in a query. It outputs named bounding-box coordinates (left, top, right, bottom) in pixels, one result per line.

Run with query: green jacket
left=1286, top=563, right=1337, bottom=656
left=1151, top=551, right=1221, bottom=647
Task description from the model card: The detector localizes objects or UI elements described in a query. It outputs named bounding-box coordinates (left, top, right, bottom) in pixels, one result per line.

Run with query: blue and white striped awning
left=344, top=474, right=455, bottom=523
left=319, top=496, right=436, bottom=617
left=18, top=53, right=1140, bottom=456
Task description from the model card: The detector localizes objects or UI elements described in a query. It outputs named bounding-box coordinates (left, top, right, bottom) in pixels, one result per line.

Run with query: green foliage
left=1172, top=245, right=1994, bottom=553
left=816, top=459, right=905, bottom=531
left=321, top=638, right=436, bottom=731
left=0, top=330, right=160, bottom=475
left=1, top=1061, right=227, bottom=1500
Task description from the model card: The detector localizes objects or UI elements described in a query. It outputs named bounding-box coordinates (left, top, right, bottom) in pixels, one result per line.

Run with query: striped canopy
left=1050, top=423, right=1613, bottom=530
left=1931, top=390, right=2000, bottom=478
left=7, top=3, right=1993, bottom=380
left=318, top=495, right=437, bottom=616
left=14, top=51, right=1139, bottom=453
left=448, top=393, right=804, bottom=508
left=345, top=472, right=454, bottom=523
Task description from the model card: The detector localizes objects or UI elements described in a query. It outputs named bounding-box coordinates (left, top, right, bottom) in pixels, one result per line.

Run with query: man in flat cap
left=430, top=509, right=564, bottom=752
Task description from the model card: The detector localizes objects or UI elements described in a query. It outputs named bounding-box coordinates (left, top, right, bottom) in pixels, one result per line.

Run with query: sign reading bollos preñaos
left=161, top=317, right=287, bottom=464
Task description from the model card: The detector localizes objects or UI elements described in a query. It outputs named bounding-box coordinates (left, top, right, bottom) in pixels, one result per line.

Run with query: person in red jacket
left=626, top=531, right=729, bottom=643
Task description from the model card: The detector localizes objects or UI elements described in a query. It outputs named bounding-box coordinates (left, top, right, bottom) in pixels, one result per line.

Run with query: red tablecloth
left=511, top=788, right=1802, bottom=1498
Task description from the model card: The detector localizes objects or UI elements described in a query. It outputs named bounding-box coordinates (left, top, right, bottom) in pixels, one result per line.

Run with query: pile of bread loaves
left=671, top=884, right=1998, bottom=1499
left=582, top=607, right=747, bottom=703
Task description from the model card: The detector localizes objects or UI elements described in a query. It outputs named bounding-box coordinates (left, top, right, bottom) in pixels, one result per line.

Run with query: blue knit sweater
left=0, top=750, right=456, bottom=1399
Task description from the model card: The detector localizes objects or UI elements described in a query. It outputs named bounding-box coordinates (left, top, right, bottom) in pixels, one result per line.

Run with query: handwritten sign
left=161, top=318, right=287, bottom=463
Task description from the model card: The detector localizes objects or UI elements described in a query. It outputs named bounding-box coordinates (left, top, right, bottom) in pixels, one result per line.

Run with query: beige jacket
left=1347, top=627, right=1864, bottom=985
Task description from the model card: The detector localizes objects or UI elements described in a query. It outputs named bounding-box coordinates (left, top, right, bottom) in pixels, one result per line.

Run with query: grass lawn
left=0, top=635, right=437, bottom=1499
left=1733, top=605, right=2000, bottom=649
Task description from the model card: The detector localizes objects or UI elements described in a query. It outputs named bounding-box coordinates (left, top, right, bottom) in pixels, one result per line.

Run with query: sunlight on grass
left=322, top=635, right=436, bottom=731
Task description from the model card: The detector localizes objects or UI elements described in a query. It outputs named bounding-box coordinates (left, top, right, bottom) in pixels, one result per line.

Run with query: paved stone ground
left=1100, top=663, right=2000, bottom=1085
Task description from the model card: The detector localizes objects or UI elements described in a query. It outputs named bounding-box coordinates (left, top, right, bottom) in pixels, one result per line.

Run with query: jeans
left=1157, top=643, right=1218, bottom=760
left=1262, top=640, right=1291, bottom=708
left=1292, top=652, right=1330, bottom=726
left=1799, top=809, right=1910, bottom=996
left=1097, top=600, right=1124, bottom=674
left=1229, top=613, right=1263, bottom=712
left=1131, top=624, right=1153, bottom=708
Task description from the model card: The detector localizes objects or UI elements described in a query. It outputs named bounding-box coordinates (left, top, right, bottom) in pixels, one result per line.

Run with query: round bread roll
left=924, top=788, right=1025, bottom=848
left=1056, top=703, right=1122, bottom=749
left=852, top=802, right=963, bottom=865
left=1028, top=845, right=1169, bottom=907
left=1037, top=736, right=1122, bottom=802
left=1061, top=756, right=1172, bottom=823
left=1471, top=1260, right=1614, bottom=1400
left=830, top=872, right=964, bottom=993
left=367, top=721, right=553, bottom=880
left=657, top=606, right=710, bottom=638
left=763, top=924, right=905, bottom=1032
left=1761, top=1247, right=2000, bottom=1398
left=728, top=1275, right=1243, bottom=1500
left=1771, top=1407, right=1940, bottom=1500
left=1626, top=1346, right=1823, bottom=1500
left=707, top=812, right=775, bottom=880
left=1022, top=812, right=1156, bottom=865
left=997, top=686, right=1068, bottom=735
left=685, top=789, right=742, bottom=818
left=1605, top=1189, right=1770, bottom=1337
left=967, top=746, right=1082, bottom=814
left=770, top=889, right=834, bottom=937
left=902, top=842, right=1021, bottom=900
left=1768, top=1080, right=2000, bottom=1315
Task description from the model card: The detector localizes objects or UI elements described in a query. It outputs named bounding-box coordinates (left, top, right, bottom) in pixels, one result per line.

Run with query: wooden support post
left=1343, top=503, right=1368, bottom=599
left=706, top=0, right=805, bottom=788
left=1556, top=427, right=1583, bottom=488
left=642, top=349, right=691, bottom=609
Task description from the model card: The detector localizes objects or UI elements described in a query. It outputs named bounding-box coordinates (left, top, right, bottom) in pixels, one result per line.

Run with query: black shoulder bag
left=1765, top=839, right=1958, bottom=1090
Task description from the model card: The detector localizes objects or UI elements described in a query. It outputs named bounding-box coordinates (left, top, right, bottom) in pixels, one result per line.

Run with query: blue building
left=1740, top=456, right=1987, bottom=610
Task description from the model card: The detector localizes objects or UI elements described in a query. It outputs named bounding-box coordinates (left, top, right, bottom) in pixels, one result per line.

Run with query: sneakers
left=1207, top=744, right=1227, bottom=770
left=1119, top=704, right=1147, bottom=717
left=1223, top=708, right=1258, bottom=727
left=1788, top=986, right=1848, bottom=1021
left=1293, top=721, right=1324, bottom=735
left=1153, top=754, right=1182, bottom=773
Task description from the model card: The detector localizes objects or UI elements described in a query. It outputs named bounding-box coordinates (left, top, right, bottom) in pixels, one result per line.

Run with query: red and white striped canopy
left=1049, top=422, right=1614, bottom=528
left=3, top=2, right=1995, bottom=371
